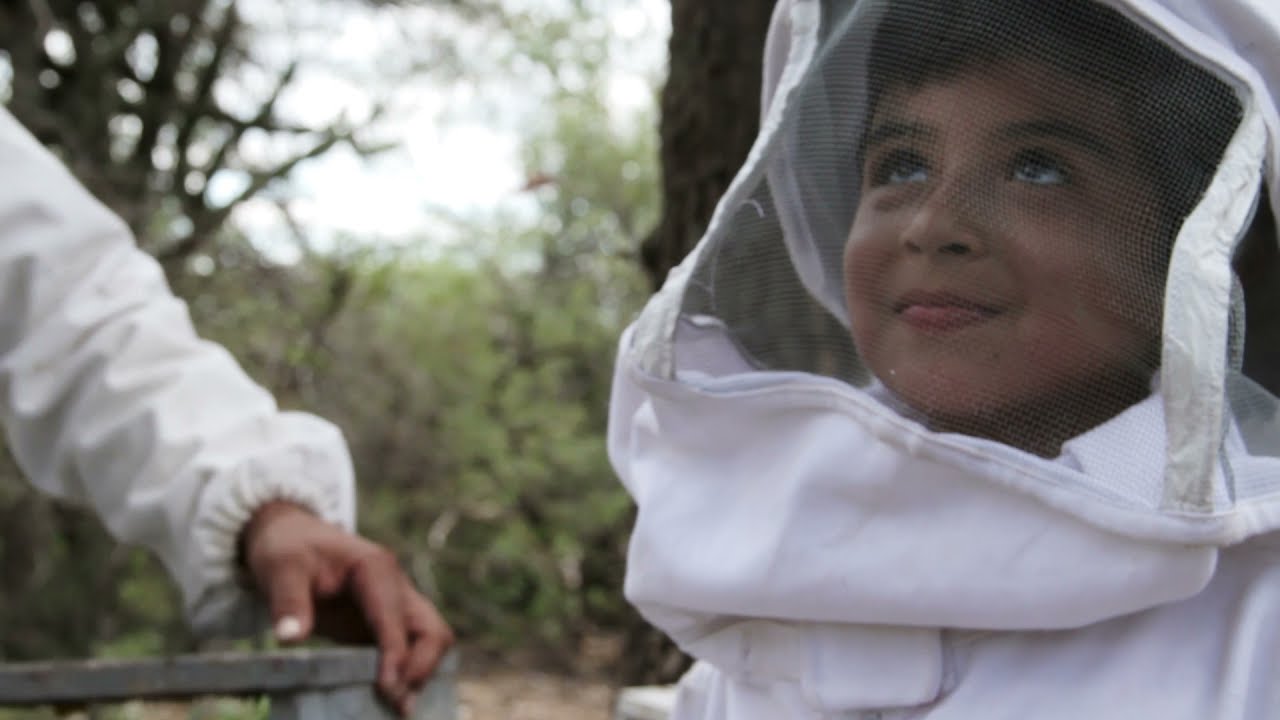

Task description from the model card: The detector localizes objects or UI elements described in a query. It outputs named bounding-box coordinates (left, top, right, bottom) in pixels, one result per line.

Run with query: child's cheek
left=843, top=233, right=894, bottom=329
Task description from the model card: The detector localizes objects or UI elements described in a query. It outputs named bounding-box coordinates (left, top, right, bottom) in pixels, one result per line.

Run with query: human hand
left=241, top=501, right=454, bottom=717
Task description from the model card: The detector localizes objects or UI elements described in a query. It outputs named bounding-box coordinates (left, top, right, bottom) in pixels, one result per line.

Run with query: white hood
left=610, top=0, right=1280, bottom=716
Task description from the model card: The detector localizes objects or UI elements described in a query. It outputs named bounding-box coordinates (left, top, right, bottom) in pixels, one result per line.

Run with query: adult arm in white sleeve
left=0, top=106, right=356, bottom=633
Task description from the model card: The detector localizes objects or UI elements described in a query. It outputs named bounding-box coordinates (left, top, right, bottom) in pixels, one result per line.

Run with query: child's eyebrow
left=864, top=120, right=934, bottom=149
left=998, top=120, right=1116, bottom=158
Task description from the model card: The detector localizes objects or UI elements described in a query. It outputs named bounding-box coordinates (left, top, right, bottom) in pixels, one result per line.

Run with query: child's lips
left=894, top=291, right=1002, bottom=332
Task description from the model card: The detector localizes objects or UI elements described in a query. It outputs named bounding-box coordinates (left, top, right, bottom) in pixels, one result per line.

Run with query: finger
left=397, top=592, right=454, bottom=718
left=348, top=550, right=410, bottom=705
left=262, top=561, right=315, bottom=644
left=400, top=593, right=455, bottom=693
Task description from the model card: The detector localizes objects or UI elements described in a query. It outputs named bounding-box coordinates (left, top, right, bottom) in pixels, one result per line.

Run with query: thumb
left=263, top=562, right=315, bottom=644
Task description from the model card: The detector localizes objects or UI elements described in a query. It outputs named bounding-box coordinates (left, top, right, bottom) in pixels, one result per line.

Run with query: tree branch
left=159, top=127, right=356, bottom=263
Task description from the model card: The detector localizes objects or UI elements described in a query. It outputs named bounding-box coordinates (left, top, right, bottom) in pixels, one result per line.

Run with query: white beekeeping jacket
left=0, top=107, right=355, bottom=632
left=609, top=0, right=1280, bottom=717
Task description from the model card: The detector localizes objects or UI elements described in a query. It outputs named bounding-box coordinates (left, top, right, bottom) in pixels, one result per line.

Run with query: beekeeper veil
left=614, top=0, right=1280, bottom=550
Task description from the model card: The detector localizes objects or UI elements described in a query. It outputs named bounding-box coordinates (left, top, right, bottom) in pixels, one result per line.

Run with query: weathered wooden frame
left=0, top=647, right=457, bottom=720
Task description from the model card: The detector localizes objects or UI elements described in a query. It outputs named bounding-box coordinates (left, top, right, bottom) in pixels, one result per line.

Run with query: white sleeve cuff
left=185, top=413, right=356, bottom=633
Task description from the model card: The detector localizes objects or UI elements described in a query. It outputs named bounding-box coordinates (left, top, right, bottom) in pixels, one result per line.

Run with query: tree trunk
left=642, top=0, right=776, bottom=287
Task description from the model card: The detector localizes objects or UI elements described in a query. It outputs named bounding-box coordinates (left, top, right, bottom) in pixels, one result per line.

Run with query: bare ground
left=458, top=668, right=615, bottom=720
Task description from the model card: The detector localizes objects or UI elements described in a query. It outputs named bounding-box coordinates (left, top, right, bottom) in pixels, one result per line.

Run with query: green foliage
left=0, top=698, right=268, bottom=720
left=180, top=0, right=658, bottom=661
left=325, top=249, right=644, bottom=657
left=168, top=173, right=651, bottom=661
left=0, top=0, right=659, bottom=680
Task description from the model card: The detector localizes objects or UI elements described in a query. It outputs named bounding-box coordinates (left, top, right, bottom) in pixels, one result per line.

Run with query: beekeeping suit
left=0, top=107, right=355, bottom=631
left=608, top=0, right=1280, bottom=717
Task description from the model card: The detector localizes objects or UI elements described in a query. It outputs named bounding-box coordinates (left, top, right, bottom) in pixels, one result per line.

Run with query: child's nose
left=899, top=182, right=989, bottom=258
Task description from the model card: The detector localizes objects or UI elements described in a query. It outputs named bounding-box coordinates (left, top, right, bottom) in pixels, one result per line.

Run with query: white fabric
left=0, top=106, right=356, bottom=631
left=669, top=538, right=1280, bottom=719
left=609, top=1, right=1280, bottom=716
left=1161, top=108, right=1268, bottom=511
left=613, top=319, right=1280, bottom=718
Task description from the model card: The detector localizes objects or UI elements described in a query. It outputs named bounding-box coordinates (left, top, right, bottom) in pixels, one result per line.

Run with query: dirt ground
left=456, top=637, right=624, bottom=720
left=458, top=668, right=616, bottom=720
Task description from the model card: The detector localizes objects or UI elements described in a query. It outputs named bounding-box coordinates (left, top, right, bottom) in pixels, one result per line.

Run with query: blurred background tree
left=642, top=0, right=773, bottom=288
left=0, top=0, right=776, bottom=693
left=0, top=0, right=391, bottom=265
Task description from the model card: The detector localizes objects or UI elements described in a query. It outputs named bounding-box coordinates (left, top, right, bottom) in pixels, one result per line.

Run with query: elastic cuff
left=185, top=423, right=356, bottom=630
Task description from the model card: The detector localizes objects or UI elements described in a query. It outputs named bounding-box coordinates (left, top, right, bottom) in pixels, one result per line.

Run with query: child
left=609, top=0, right=1280, bottom=717
left=844, top=0, right=1239, bottom=457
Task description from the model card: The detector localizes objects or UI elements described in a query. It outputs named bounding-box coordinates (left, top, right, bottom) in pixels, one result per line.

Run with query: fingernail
left=402, top=695, right=416, bottom=717
left=275, top=616, right=303, bottom=641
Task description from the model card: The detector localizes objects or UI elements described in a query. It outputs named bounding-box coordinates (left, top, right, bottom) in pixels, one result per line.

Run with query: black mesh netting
left=679, top=0, right=1261, bottom=476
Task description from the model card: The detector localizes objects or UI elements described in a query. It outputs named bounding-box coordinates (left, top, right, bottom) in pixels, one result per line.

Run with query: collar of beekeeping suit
left=611, top=0, right=1280, bottom=711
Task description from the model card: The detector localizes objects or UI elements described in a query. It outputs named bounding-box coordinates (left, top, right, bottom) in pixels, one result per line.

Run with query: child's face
left=843, top=62, right=1166, bottom=453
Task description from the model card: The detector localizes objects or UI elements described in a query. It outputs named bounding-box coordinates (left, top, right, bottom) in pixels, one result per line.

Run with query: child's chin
left=884, top=366, right=999, bottom=414
left=884, top=375, right=1022, bottom=439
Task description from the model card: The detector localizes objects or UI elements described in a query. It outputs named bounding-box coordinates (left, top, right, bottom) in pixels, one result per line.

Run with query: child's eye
left=869, top=149, right=929, bottom=186
left=1011, top=150, right=1069, bottom=186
